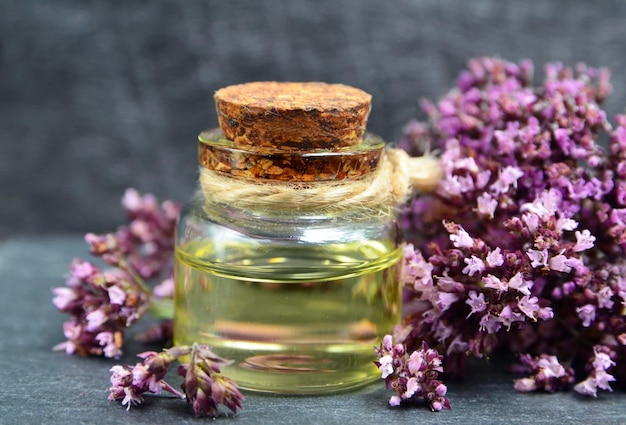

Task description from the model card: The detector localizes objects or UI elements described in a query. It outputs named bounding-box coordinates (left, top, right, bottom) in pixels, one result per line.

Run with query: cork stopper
left=214, top=81, right=372, bottom=151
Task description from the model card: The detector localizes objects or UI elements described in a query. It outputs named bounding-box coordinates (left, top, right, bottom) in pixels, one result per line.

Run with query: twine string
left=198, top=148, right=442, bottom=214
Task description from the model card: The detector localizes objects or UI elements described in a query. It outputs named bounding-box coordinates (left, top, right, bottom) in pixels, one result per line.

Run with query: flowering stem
left=118, top=258, right=153, bottom=295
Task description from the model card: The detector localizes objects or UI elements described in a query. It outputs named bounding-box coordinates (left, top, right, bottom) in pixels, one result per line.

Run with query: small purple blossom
left=107, top=285, right=127, bottom=305
left=548, top=253, right=572, bottom=273
left=449, top=225, right=475, bottom=249
left=573, top=346, right=616, bottom=397
left=573, top=229, right=596, bottom=252
left=52, top=287, right=78, bottom=310
left=378, top=355, right=394, bottom=379
left=462, top=256, right=486, bottom=276
left=576, top=304, right=596, bottom=327
left=517, top=296, right=540, bottom=320
left=556, top=217, right=578, bottom=232
left=490, top=166, right=524, bottom=194
left=177, top=344, right=244, bottom=417
left=476, top=193, right=498, bottom=218
left=400, top=244, right=434, bottom=290
left=96, top=332, right=123, bottom=359
left=507, top=272, right=532, bottom=296
left=498, top=305, right=524, bottom=329
left=483, top=274, right=508, bottom=292
left=485, top=248, right=504, bottom=268
left=466, top=291, right=486, bottom=316
left=520, top=189, right=561, bottom=218
left=596, top=286, right=615, bottom=309
left=527, top=249, right=548, bottom=269
left=479, top=313, right=502, bottom=334
left=513, top=354, right=575, bottom=393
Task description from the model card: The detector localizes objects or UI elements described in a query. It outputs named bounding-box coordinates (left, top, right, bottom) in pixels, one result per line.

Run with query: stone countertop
left=0, top=236, right=624, bottom=425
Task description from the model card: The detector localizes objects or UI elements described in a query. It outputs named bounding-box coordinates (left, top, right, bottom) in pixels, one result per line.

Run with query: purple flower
left=573, top=378, right=599, bottom=397
left=449, top=225, right=475, bottom=249
left=490, top=166, right=524, bottom=194
left=178, top=344, right=244, bottom=417
left=479, top=313, right=502, bottom=334
left=596, top=286, right=615, bottom=309
left=513, top=354, right=575, bottom=393
left=400, top=244, right=434, bottom=290
left=485, top=248, right=504, bottom=267
left=498, top=305, right=524, bottom=329
left=507, top=272, right=532, bottom=296
left=573, top=229, right=596, bottom=252
left=378, top=355, right=394, bottom=378
left=153, top=277, right=174, bottom=298
left=466, top=291, right=486, bottom=316
left=462, top=256, right=486, bottom=276
left=375, top=336, right=450, bottom=412
left=517, top=296, right=540, bottom=319
left=52, top=287, right=79, bottom=310
left=576, top=304, right=596, bottom=327
left=527, top=248, right=548, bottom=269
left=107, top=285, right=127, bottom=305
left=52, top=259, right=150, bottom=358
left=556, top=217, right=578, bottom=232
left=573, top=346, right=616, bottom=397
left=436, top=292, right=460, bottom=312
left=109, top=347, right=186, bottom=410
left=483, top=274, right=507, bottom=292
left=476, top=193, right=498, bottom=218
left=389, top=395, right=402, bottom=407
left=108, top=344, right=243, bottom=417
left=520, top=189, right=561, bottom=218
left=548, top=253, right=572, bottom=273
left=85, top=309, right=108, bottom=332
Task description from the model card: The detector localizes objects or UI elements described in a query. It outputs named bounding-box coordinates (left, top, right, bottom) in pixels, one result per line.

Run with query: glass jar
left=173, top=82, right=403, bottom=394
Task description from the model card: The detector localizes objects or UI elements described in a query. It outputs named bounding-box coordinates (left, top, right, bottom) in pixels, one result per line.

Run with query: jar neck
left=182, top=194, right=399, bottom=248
left=194, top=190, right=394, bottom=223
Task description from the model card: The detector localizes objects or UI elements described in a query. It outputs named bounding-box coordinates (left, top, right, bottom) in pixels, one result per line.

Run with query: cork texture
left=214, top=81, right=372, bottom=151
left=198, top=129, right=383, bottom=181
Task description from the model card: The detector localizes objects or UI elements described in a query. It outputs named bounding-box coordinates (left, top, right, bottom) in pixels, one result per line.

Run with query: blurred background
left=1, top=0, right=625, bottom=238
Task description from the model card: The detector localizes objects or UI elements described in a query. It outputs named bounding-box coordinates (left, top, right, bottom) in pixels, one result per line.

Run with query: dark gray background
left=2, top=0, right=626, bottom=238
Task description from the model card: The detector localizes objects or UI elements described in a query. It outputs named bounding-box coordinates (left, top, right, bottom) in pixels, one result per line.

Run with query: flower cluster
left=178, top=344, right=244, bottom=417
left=374, top=335, right=450, bottom=411
left=95, top=188, right=180, bottom=281
left=398, top=57, right=624, bottom=394
left=53, top=259, right=149, bottom=358
left=573, top=345, right=617, bottom=397
left=53, top=189, right=180, bottom=358
left=108, top=344, right=244, bottom=418
left=512, top=353, right=575, bottom=393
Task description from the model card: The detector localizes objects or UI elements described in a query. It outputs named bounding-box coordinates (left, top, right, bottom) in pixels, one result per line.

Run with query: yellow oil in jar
left=173, top=241, right=402, bottom=394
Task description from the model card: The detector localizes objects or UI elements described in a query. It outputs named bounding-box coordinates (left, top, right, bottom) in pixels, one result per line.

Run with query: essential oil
left=174, top=240, right=402, bottom=393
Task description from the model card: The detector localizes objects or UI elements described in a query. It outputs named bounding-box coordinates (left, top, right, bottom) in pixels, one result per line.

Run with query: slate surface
left=2, top=1, right=626, bottom=238
left=0, top=236, right=624, bottom=424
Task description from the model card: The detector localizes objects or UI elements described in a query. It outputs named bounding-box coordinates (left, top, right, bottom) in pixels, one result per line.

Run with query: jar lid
left=214, top=81, right=372, bottom=152
left=198, top=129, right=384, bottom=182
